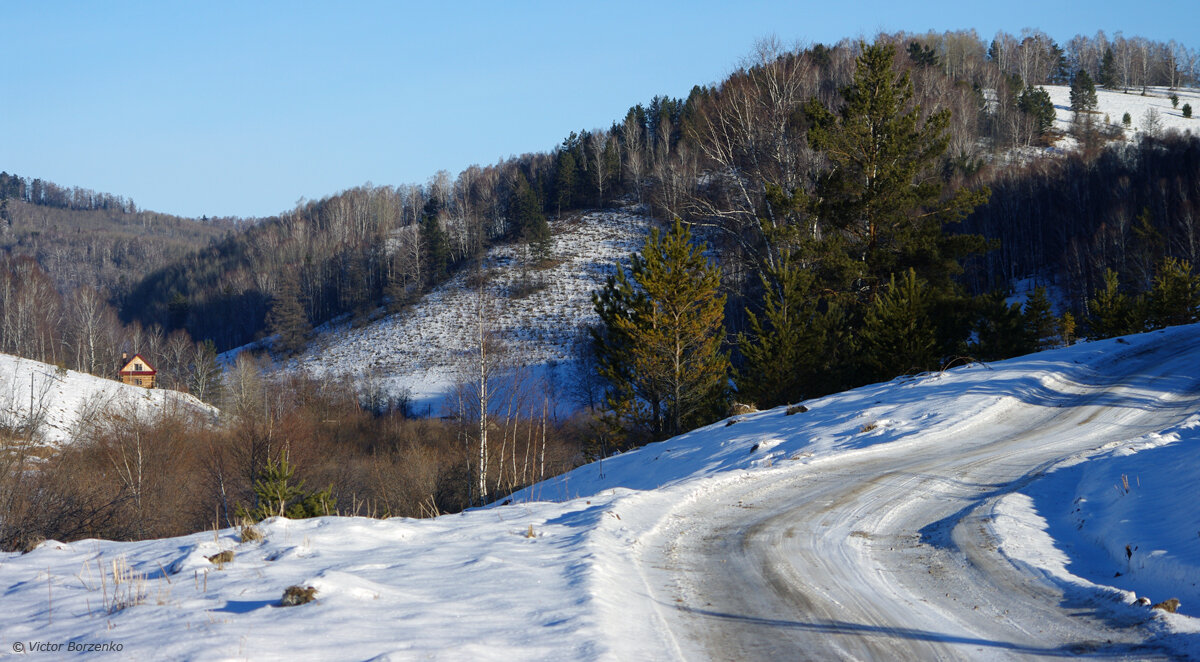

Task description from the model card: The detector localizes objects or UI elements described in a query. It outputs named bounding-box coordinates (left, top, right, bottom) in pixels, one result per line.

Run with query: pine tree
left=1069, top=70, right=1098, bottom=113
left=1098, top=48, right=1118, bottom=89
left=420, top=201, right=450, bottom=286
left=736, top=257, right=816, bottom=409
left=857, top=269, right=937, bottom=381
left=972, top=291, right=1027, bottom=361
left=1022, top=286, right=1058, bottom=350
left=805, top=42, right=989, bottom=295
left=268, top=270, right=310, bottom=356
left=592, top=219, right=729, bottom=441
left=514, top=174, right=551, bottom=262
left=1148, top=257, right=1200, bottom=328
left=1018, top=86, right=1056, bottom=138
left=235, top=455, right=334, bottom=522
left=1088, top=269, right=1137, bottom=339
left=1058, top=312, right=1077, bottom=346
left=1185, top=104, right=1193, bottom=119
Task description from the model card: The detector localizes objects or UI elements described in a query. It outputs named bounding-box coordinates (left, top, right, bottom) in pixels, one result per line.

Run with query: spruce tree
left=514, top=174, right=551, bottom=262
left=1098, top=48, right=1117, bottom=89
left=592, top=219, right=729, bottom=441
left=420, top=203, right=450, bottom=286
left=857, top=269, right=937, bottom=381
left=268, top=270, right=310, bottom=356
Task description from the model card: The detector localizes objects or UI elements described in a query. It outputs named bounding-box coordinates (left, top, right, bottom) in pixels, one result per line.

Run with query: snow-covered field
left=0, top=354, right=217, bottom=447
left=289, top=209, right=647, bottom=414
left=4, top=325, right=1200, bottom=659
left=1044, top=84, right=1199, bottom=141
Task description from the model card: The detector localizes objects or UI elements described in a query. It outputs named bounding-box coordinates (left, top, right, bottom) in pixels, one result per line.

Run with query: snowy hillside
left=291, top=209, right=647, bottom=412
left=4, top=325, right=1200, bottom=659
left=0, top=354, right=217, bottom=446
left=1044, top=84, right=1198, bottom=142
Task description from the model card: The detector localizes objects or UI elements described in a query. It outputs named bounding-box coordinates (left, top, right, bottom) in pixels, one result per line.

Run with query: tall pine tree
left=804, top=42, right=989, bottom=297
left=592, top=219, right=729, bottom=441
left=420, top=198, right=450, bottom=286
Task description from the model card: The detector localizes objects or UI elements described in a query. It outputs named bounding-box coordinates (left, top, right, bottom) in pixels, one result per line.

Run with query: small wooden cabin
left=118, top=353, right=157, bottom=389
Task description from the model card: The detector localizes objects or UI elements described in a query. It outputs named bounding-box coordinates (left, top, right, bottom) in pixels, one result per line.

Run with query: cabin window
left=135, top=363, right=143, bottom=371
left=134, top=378, right=143, bottom=386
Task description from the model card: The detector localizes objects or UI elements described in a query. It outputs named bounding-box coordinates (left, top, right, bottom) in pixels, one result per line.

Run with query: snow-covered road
left=637, top=333, right=1200, bottom=660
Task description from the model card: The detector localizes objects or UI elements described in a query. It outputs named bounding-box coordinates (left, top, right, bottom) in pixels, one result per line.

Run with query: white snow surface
left=0, top=353, right=216, bottom=446
left=4, top=326, right=1200, bottom=659
left=287, top=209, right=647, bottom=414
left=1044, top=84, right=1199, bottom=143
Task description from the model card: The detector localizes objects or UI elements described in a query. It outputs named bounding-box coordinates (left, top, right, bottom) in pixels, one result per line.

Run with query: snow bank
left=0, top=353, right=217, bottom=446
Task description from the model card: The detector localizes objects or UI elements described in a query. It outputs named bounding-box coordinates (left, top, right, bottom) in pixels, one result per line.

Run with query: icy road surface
left=637, top=334, right=1200, bottom=660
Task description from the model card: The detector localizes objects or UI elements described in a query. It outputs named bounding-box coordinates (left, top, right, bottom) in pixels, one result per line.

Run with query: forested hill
left=117, top=29, right=1200, bottom=356
left=0, top=172, right=239, bottom=300
left=9, top=29, right=1199, bottom=361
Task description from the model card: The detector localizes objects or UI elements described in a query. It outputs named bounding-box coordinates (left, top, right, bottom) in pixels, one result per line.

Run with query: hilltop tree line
left=587, top=40, right=1200, bottom=450
left=103, top=29, right=1196, bottom=358
left=1, top=171, right=236, bottom=302
left=0, top=171, right=139, bottom=213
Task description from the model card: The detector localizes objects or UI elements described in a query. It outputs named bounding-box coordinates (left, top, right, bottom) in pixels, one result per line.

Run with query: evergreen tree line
left=586, top=40, right=1200, bottom=450
left=0, top=171, right=139, bottom=214
left=113, top=29, right=1194, bottom=356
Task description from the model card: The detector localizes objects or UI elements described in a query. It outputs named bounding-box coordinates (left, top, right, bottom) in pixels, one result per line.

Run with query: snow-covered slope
left=290, top=209, right=646, bottom=413
left=5, top=325, right=1200, bottom=659
left=1045, top=84, right=1198, bottom=141
left=0, top=353, right=217, bottom=446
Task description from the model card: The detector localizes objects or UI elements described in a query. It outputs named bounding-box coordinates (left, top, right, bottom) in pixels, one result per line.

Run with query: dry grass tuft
left=239, top=523, right=264, bottom=543
left=280, top=585, right=318, bottom=607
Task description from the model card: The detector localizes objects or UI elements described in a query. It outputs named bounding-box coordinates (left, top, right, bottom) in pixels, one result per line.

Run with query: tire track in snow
left=639, top=330, right=1200, bottom=660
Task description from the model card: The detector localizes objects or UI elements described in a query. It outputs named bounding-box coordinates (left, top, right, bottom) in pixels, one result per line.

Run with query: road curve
left=639, top=331, right=1200, bottom=660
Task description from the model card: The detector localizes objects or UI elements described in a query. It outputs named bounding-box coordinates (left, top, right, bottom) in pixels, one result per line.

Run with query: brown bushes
left=0, top=372, right=584, bottom=551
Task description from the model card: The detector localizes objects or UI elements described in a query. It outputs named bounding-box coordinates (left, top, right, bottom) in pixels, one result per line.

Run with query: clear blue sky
left=3, top=1, right=1195, bottom=218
